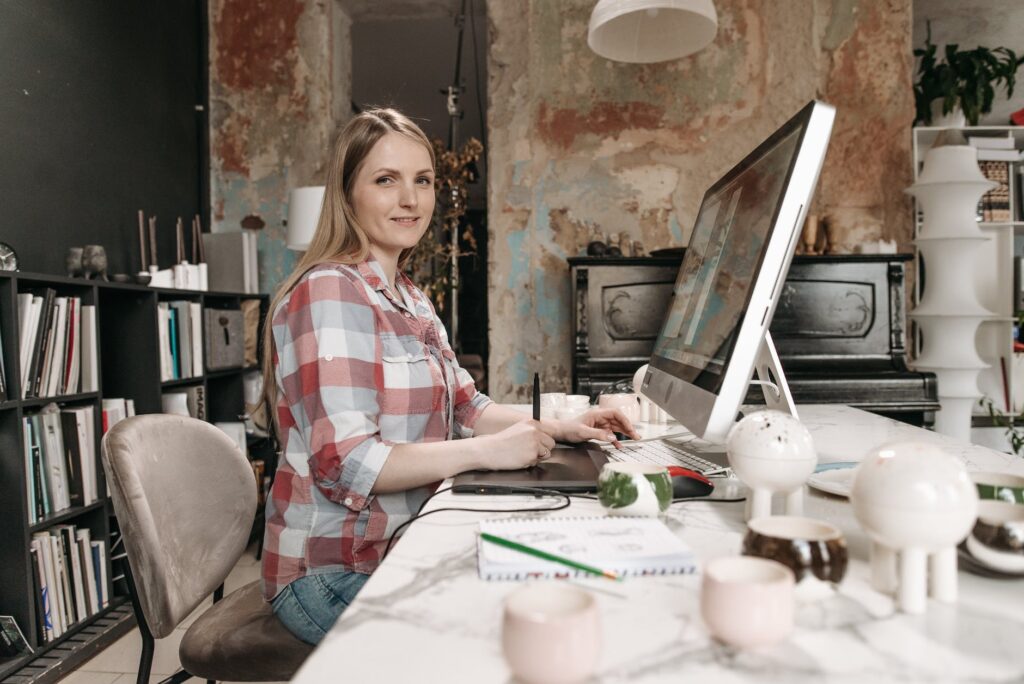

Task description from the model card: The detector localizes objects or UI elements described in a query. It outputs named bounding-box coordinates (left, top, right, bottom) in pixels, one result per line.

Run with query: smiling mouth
left=391, top=217, right=420, bottom=226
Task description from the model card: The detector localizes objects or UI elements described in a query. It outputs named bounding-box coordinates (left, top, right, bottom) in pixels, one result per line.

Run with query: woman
left=260, top=108, right=638, bottom=645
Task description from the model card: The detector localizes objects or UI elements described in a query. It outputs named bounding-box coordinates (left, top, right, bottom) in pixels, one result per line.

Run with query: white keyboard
left=608, top=438, right=729, bottom=475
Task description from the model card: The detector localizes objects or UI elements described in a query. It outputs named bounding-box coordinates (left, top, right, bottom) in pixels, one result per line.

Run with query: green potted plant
left=913, top=22, right=1024, bottom=126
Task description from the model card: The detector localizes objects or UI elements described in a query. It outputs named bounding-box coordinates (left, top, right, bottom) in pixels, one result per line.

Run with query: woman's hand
left=550, top=408, right=641, bottom=446
left=476, top=420, right=556, bottom=470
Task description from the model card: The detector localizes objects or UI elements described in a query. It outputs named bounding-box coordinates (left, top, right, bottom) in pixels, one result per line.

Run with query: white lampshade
left=286, top=186, right=325, bottom=251
left=587, top=0, right=718, bottom=63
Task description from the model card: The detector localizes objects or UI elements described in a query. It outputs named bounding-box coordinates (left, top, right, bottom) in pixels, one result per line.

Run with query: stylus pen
left=480, top=532, right=622, bottom=581
left=532, top=372, right=540, bottom=421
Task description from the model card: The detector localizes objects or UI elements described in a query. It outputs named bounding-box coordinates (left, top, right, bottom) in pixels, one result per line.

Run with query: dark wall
left=351, top=1, right=488, bottom=210
left=352, top=2, right=489, bottom=361
left=0, top=1, right=206, bottom=277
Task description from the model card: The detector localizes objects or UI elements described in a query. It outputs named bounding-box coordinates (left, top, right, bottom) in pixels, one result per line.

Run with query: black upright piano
left=569, top=253, right=939, bottom=428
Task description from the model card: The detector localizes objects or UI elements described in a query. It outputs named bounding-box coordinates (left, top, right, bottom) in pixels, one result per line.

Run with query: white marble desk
left=293, top=406, right=1024, bottom=683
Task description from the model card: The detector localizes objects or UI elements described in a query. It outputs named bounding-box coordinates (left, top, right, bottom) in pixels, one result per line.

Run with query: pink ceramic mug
left=701, top=556, right=795, bottom=648
left=502, top=582, right=601, bottom=684
left=597, top=393, right=640, bottom=423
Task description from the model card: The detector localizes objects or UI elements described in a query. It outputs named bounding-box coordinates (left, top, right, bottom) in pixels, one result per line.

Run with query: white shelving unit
left=912, top=126, right=1024, bottom=447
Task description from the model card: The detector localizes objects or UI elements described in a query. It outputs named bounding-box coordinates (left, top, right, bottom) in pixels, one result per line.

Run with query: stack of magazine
left=157, top=301, right=204, bottom=382
left=18, top=291, right=99, bottom=399
left=29, top=524, right=108, bottom=643
left=23, top=404, right=98, bottom=524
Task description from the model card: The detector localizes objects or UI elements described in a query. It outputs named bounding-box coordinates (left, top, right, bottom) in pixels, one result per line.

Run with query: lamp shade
left=286, top=186, right=325, bottom=251
left=587, top=0, right=718, bottom=63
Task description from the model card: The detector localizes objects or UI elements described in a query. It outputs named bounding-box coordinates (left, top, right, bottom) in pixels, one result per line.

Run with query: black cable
left=468, top=0, right=487, bottom=166
left=380, top=484, right=745, bottom=559
left=381, top=484, right=571, bottom=559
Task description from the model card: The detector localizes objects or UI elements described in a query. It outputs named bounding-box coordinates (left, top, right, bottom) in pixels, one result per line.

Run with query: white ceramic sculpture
left=632, top=364, right=668, bottom=424
left=906, top=144, right=996, bottom=442
left=725, top=410, right=817, bottom=520
left=850, top=441, right=978, bottom=614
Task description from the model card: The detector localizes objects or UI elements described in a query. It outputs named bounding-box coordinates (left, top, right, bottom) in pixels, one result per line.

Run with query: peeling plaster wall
left=912, top=0, right=1024, bottom=125
left=486, top=0, right=914, bottom=401
left=209, top=0, right=352, bottom=293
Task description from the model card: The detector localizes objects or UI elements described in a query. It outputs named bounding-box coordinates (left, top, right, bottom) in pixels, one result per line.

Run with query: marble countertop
left=293, top=406, right=1024, bottom=684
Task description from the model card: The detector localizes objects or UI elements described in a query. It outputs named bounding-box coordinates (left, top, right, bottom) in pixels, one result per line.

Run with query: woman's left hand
left=552, top=408, right=641, bottom=447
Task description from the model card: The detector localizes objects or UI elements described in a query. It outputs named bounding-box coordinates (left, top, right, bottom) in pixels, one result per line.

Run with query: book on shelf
left=25, top=289, right=55, bottom=398
left=977, top=161, right=1012, bottom=222
left=28, top=545, right=48, bottom=643
left=969, top=134, right=1017, bottom=150
left=101, top=398, right=133, bottom=434
left=80, top=305, right=98, bottom=393
left=18, top=293, right=40, bottom=393
left=91, top=540, right=108, bottom=609
left=969, top=134, right=1022, bottom=161
left=40, top=407, right=70, bottom=513
left=169, top=306, right=180, bottom=379
left=30, top=525, right=107, bottom=643
left=202, top=231, right=259, bottom=294
left=0, top=318, right=7, bottom=402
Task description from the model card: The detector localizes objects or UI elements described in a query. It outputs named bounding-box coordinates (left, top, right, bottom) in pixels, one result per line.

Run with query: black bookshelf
left=0, top=270, right=267, bottom=680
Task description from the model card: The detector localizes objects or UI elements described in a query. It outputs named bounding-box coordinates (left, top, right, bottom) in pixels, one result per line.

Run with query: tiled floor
left=57, top=544, right=285, bottom=684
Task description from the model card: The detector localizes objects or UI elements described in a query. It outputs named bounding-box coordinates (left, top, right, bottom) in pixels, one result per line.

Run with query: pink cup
left=502, top=582, right=601, bottom=684
left=597, top=393, right=639, bottom=423
left=701, top=556, right=795, bottom=648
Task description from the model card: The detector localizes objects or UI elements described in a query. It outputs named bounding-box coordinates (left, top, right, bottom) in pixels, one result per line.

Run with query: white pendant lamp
left=286, top=186, right=325, bottom=251
left=587, top=0, right=718, bottom=63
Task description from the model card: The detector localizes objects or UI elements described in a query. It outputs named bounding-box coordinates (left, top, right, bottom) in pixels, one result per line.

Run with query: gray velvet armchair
left=101, top=414, right=311, bottom=684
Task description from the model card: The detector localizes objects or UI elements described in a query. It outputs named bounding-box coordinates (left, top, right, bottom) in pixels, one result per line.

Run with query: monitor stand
left=750, top=331, right=798, bottom=418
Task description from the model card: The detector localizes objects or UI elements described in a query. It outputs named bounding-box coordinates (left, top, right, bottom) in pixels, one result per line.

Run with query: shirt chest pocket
left=380, top=337, right=435, bottom=394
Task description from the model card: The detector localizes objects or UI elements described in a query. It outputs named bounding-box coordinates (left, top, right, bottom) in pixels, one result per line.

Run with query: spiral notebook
left=477, top=516, right=697, bottom=581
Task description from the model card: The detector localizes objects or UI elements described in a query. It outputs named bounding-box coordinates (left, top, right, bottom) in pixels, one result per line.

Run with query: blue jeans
left=271, top=570, right=370, bottom=645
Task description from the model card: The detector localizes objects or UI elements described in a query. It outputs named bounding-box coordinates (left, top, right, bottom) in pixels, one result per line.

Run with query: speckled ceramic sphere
left=851, top=441, right=978, bottom=551
left=726, top=410, right=817, bottom=494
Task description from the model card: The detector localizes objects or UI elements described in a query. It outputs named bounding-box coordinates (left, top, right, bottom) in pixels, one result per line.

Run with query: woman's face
left=351, top=132, right=435, bottom=262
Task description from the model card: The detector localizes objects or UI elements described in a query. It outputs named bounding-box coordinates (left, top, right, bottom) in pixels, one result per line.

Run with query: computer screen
left=640, top=101, right=835, bottom=442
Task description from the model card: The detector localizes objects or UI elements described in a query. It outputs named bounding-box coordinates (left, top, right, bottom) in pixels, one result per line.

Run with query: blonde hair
left=260, top=108, right=435, bottom=436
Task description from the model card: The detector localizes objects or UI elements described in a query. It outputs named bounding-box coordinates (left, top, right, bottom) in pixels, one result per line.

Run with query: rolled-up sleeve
left=278, top=270, right=389, bottom=511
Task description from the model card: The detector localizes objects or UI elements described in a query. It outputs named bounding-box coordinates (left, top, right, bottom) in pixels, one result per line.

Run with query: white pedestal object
left=906, top=144, right=996, bottom=442
left=633, top=363, right=668, bottom=424
left=725, top=410, right=817, bottom=521
left=850, top=441, right=978, bottom=614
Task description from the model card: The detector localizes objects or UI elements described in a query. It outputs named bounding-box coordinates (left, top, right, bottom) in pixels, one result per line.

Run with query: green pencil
left=480, top=531, right=622, bottom=581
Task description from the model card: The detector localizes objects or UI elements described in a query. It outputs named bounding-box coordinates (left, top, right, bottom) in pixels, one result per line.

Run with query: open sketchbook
left=477, top=516, right=697, bottom=581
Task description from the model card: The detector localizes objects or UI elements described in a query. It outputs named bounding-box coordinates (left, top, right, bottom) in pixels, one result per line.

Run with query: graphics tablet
left=451, top=443, right=608, bottom=494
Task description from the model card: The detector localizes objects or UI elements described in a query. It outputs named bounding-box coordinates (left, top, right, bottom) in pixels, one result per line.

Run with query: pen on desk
left=532, top=372, right=540, bottom=421
left=480, top=532, right=622, bottom=581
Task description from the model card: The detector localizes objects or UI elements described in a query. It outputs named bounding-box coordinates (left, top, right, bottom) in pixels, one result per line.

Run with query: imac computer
left=452, top=100, right=835, bottom=493
left=638, top=100, right=836, bottom=444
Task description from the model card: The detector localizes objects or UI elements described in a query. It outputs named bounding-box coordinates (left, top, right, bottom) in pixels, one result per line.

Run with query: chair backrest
left=101, top=414, right=257, bottom=638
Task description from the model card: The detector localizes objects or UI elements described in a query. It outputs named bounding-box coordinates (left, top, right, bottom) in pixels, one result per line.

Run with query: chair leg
left=157, top=671, right=196, bottom=684
left=213, top=583, right=224, bottom=603
left=137, top=633, right=154, bottom=684
left=124, top=560, right=156, bottom=684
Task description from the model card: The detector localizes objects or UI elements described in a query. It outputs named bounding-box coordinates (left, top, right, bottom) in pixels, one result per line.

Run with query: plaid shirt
left=261, top=258, right=491, bottom=600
